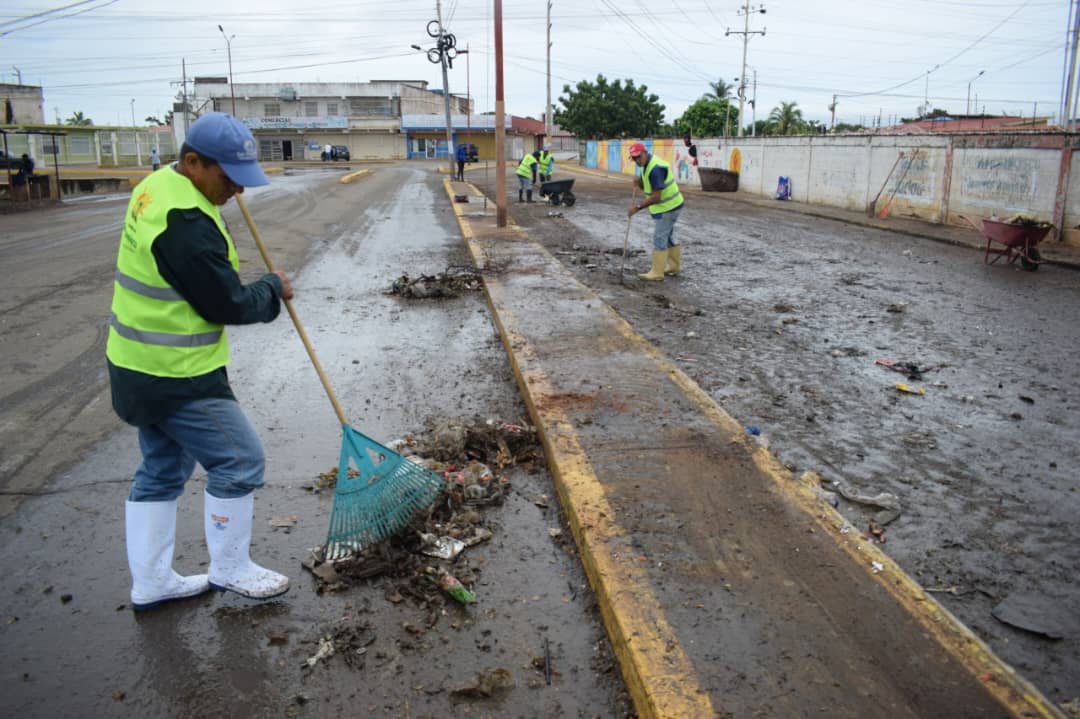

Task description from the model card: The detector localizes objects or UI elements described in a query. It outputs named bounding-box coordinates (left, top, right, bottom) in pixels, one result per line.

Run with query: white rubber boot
left=204, top=491, right=289, bottom=599
left=126, top=500, right=210, bottom=611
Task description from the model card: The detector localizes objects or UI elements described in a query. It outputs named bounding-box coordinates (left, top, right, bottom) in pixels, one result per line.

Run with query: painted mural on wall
left=960, top=154, right=1039, bottom=202
left=730, top=148, right=742, bottom=174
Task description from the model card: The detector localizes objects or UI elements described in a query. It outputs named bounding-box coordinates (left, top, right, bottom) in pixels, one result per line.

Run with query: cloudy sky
left=0, top=0, right=1069, bottom=130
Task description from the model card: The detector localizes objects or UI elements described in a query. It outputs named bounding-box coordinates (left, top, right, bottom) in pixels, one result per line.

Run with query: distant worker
left=107, top=111, right=293, bottom=610
left=11, top=153, right=34, bottom=200
left=538, top=143, right=554, bottom=183
left=150, top=147, right=161, bottom=171
left=323, top=143, right=332, bottom=162
left=516, top=150, right=540, bottom=203
left=455, top=142, right=468, bottom=181
left=626, top=142, right=685, bottom=281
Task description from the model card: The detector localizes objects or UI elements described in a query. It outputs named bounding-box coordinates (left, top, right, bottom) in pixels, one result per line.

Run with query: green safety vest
left=106, top=168, right=239, bottom=378
left=538, top=151, right=553, bottom=174
left=642, top=155, right=684, bottom=215
left=516, top=154, right=538, bottom=178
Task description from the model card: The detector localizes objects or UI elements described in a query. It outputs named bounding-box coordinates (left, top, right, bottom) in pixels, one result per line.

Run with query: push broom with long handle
left=235, top=196, right=444, bottom=559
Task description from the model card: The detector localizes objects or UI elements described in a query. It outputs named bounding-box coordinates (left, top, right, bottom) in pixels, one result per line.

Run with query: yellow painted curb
left=340, top=169, right=372, bottom=184
left=442, top=178, right=715, bottom=719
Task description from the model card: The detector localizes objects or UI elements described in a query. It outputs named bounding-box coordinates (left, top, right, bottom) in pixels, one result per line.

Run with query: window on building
left=327, top=102, right=339, bottom=116
left=349, top=97, right=393, bottom=116
left=264, top=103, right=281, bottom=117
left=69, top=136, right=92, bottom=156
left=304, top=101, right=318, bottom=117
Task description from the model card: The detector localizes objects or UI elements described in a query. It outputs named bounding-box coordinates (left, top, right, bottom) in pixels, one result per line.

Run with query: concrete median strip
left=442, top=178, right=1064, bottom=719
left=339, top=168, right=371, bottom=184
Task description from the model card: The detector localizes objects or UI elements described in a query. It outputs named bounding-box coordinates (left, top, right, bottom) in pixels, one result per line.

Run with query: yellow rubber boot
left=665, top=245, right=682, bottom=276
left=638, top=249, right=669, bottom=281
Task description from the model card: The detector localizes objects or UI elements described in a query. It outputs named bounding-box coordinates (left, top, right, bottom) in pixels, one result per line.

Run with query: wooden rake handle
left=236, top=196, right=349, bottom=428
left=620, top=186, right=638, bottom=279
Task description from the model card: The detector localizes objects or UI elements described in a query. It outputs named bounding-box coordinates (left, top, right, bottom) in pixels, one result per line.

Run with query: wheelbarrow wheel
left=563, top=192, right=577, bottom=207
left=1021, top=246, right=1042, bottom=271
left=549, top=193, right=561, bottom=206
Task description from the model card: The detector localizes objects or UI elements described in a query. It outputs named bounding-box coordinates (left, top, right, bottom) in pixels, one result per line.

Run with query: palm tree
left=65, top=111, right=93, bottom=126
left=768, top=101, right=803, bottom=135
left=704, top=79, right=734, bottom=102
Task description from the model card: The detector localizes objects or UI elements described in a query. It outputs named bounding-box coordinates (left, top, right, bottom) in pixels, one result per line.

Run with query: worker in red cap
left=627, top=142, right=685, bottom=280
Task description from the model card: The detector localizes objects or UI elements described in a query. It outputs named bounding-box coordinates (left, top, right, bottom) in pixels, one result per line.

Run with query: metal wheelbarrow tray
left=538, top=178, right=576, bottom=206
left=961, top=216, right=1053, bottom=271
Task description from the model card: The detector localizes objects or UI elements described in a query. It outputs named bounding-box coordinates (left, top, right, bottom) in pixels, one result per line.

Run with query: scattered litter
left=773, top=302, right=795, bottom=313
left=875, top=358, right=931, bottom=381
left=269, top=515, right=298, bottom=531
left=453, top=194, right=469, bottom=203
left=886, top=303, right=908, bottom=313
left=895, top=383, right=925, bottom=395
left=1019, top=395, right=1035, bottom=404
left=829, top=346, right=866, bottom=358
left=451, top=667, right=514, bottom=699
left=745, top=426, right=761, bottom=436
left=830, top=480, right=902, bottom=525
left=547, top=527, right=563, bottom=539
left=304, top=637, right=335, bottom=668
left=871, top=561, right=884, bottom=574
left=428, top=568, right=478, bottom=604
left=547, top=211, right=563, bottom=217
left=387, top=267, right=483, bottom=299
left=420, top=535, right=467, bottom=560
left=685, top=331, right=698, bottom=339
left=868, top=518, right=887, bottom=543
left=992, top=593, right=1073, bottom=640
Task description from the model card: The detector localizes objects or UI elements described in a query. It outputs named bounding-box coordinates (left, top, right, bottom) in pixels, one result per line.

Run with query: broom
left=236, top=197, right=445, bottom=559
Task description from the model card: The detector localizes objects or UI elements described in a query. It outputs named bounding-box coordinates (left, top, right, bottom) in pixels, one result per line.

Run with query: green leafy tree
left=554, top=74, right=666, bottom=139
left=65, top=111, right=93, bottom=126
left=833, top=121, right=865, bottom=133
left=768, top=101, right=804, bottom=135
left=674, top=97, right=735, bottom=137
left=144, top=115, right=165, bottom=126
left=703, top=79, right=734, bottom=102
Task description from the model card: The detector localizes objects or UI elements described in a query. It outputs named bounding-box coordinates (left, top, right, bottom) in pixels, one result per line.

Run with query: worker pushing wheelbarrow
left=959, top=214, right=1053, bottom=271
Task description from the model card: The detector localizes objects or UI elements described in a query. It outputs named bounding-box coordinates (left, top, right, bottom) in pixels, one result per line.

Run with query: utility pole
left=11, top=66, right=21, bottom=84
left=751, top=69, right=757, bottom=136
left=829, top=93, right=837, bottom=131
left=436, top=0, right=455, bottom=162
left=966, top=70, right=984, bottom=115
left=495, top=0, right=507, bottom=227
left=726, top=2, right=765, bottom=137
left=218, top=25, right=236, bottom=115
left=545, top=0, right=552, bottom=143
left=182, top=59, right=190, bottom=132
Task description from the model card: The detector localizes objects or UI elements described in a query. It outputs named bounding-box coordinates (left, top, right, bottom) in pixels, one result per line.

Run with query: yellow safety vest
left=106, top=167, right=239, bottom=378
left=538, top=151, right=553, bottom=174
left=642, top=155, right=684, bottom=215
left=516, top=154, right=538, bottom=178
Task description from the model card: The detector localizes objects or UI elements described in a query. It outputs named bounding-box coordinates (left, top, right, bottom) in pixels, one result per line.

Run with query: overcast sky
left=0, top=0, right=1069, bottom=130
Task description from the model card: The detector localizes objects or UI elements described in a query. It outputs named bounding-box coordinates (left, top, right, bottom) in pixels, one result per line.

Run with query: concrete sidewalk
left=564, top=164, right=1080, bottom=271
left=443, top=178, right=1065, bottom=719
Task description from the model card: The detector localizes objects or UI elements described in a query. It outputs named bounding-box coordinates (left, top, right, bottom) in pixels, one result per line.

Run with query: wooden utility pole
left=495, top=0, right=506, bottom=227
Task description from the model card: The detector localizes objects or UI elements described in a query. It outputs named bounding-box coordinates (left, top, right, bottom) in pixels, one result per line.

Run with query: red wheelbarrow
left=959, top=215, right=1053, bottom=271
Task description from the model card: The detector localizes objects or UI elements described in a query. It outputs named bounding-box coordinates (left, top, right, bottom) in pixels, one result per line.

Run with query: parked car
left=330, top=145, right=350, bottom=161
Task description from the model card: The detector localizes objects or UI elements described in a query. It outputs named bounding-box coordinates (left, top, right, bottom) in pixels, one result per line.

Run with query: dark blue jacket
left=456, top=144, right=468, bottom=161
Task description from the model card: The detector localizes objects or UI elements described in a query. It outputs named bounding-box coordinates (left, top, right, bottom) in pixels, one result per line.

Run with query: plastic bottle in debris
left=426, top=567, right=477, bottom=603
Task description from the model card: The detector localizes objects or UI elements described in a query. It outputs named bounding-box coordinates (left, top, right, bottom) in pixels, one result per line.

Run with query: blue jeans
left=128, top=398, right=266, bottom=502
left=651, top=206, right=682, bottom=251
left=518, top=175, right=532, bottom=191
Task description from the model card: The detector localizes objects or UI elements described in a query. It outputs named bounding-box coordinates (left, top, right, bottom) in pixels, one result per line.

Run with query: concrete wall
left=585, top=133, right=1080, bottom=238
left=1, top=84, right=45, bottom=124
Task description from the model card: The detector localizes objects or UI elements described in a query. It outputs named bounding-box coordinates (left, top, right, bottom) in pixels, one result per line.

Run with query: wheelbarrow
left=959, top=215, right=1053, bottom=271
left=538, top=178, right=576, bottom=206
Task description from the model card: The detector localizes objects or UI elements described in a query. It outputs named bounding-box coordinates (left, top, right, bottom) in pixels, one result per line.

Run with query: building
left=877, top=115, right=1054, bottom=134
left=0, top=83, right=45, bottom=125
left=188, top=79, right=542, bottom=161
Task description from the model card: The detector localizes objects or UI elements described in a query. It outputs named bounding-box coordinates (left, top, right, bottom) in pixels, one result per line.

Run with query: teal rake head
left=325, top=425, right=446, bottom=559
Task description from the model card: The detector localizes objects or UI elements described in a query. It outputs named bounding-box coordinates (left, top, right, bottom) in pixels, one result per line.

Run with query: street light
left=967, top=70, right=985, bottom=116
left=130, top=98, right=135, bottom=128
left=218, top=24, right=236, bottom=116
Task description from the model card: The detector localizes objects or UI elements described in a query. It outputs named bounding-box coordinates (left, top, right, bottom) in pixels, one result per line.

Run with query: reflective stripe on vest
left=538, top=151, right=553, bottom=173
left=106, top=167, right=239, bottom=378
left=516, top=154, right=538, bottom=177
left=642, top=155, right=684, bottom=215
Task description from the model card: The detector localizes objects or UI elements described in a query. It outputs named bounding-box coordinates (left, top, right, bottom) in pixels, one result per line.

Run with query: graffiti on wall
left=893, top=153, right=933, bottom=200
left=961, top=154, right=1038, bottom=199
left=730, top=148, right=742, bottom=174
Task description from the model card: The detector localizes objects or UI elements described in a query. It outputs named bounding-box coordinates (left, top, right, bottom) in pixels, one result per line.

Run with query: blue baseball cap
left=184, top=112, right=268, bottom=187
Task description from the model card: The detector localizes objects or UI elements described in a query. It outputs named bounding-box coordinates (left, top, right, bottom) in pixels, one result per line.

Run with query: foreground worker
left=626, top=142, right=685, bottom=280
left=106, top=111, right=293, bottom=610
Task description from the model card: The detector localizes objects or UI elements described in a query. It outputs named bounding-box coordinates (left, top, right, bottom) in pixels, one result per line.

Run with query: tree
left=144, top=115, right=164, bottom=126
left=674, top=97, right=735, bottom=137
left=554, top=74, right=666, bottom=140
left=833, top=122, right=866, bottom=133
left=703, top=79, right=734, bottom=102
left=768, top=101, right=804, bottom=135
left=65, top=111, right=93, bottom=126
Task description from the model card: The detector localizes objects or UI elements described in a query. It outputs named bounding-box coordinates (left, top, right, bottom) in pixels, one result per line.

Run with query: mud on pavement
left=474, top=169, right=1080, bottom=711
left=0, top=165, right=633, bottom=718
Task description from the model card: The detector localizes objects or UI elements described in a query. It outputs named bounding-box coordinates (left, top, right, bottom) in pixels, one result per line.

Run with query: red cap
left=628, top=142, right=646, bottom=158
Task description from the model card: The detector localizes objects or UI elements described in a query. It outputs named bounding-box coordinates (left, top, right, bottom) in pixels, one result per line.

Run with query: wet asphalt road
left=480, top=168, right=1080, bottom=709
left=0, top=166, right=631, bottom=718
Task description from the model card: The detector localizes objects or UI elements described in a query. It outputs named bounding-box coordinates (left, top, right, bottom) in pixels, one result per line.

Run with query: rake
left=236, top=197, right=445, bottom=559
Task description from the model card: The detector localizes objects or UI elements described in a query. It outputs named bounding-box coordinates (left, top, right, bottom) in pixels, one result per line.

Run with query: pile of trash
left=302, top=417, right=540, bottom=610
left=387, top=266, right=482, bottom=299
